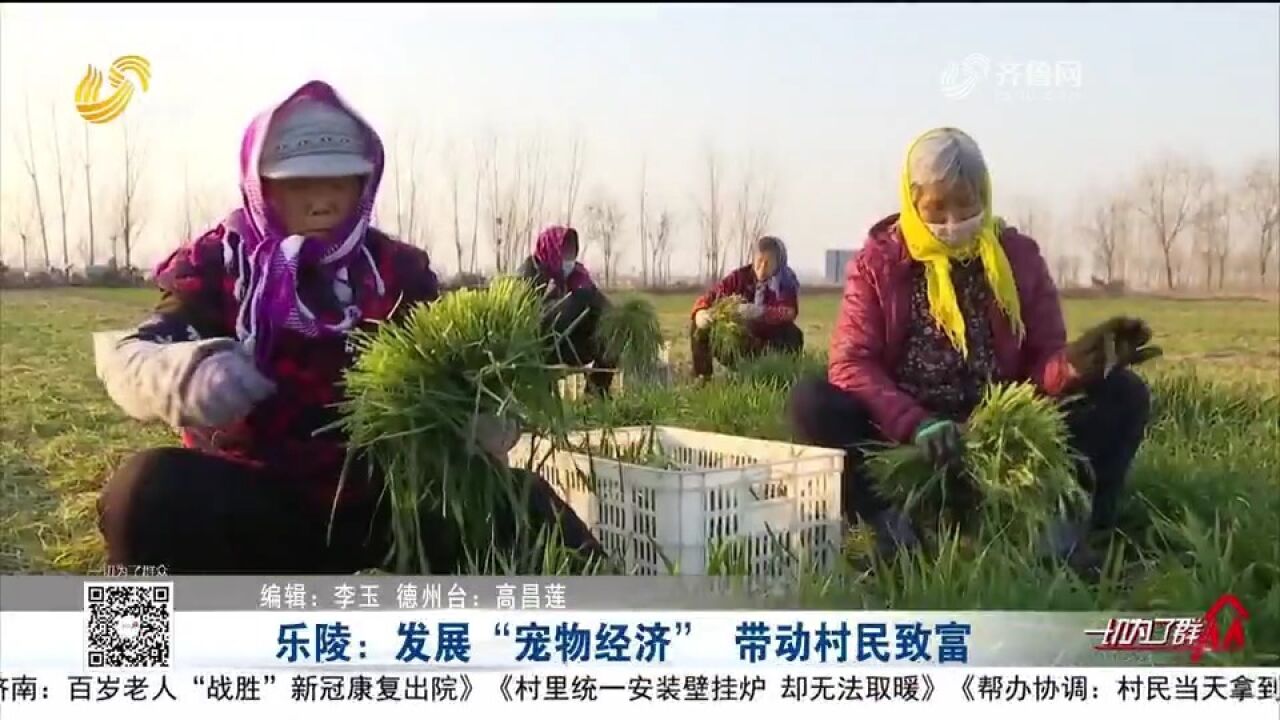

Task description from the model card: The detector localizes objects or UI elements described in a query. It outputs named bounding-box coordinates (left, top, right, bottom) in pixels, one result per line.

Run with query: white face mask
left=927, top=213, right=985, bottom=247
left=562, top=259, right=576, bottom=276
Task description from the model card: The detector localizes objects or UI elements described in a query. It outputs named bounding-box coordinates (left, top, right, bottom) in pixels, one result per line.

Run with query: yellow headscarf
left=898, top=129, right=1025, bottom=357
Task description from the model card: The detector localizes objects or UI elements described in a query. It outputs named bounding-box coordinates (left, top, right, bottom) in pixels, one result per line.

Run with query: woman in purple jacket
left=789, top=128, right=1161, bottom=571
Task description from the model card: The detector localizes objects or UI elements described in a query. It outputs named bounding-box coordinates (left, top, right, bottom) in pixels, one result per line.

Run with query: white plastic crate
left=508, top=425, right=844, bottom=577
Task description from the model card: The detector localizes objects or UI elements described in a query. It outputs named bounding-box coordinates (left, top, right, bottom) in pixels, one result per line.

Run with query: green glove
left=913, top=418, right=964, bottom=468
left=1066, top=316, right=1163, bottom=384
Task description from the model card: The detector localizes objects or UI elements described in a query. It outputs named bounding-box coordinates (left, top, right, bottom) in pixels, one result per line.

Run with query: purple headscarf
left=533, top=225, right=594, bottom=291
left=172, top=80, right=386, bottom=369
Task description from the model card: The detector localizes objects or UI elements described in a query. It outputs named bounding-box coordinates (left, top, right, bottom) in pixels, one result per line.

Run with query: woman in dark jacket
left=788, top=128, right=1161, bottom=568
left=690, top=236, right=804, bottom=379
left=93, top=81, right=602, bottom=574
left=518, top=225, right=616, bottom=397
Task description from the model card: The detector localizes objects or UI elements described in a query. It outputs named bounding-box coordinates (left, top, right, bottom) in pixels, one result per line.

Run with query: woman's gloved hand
left=1065, top=316, right=1163, bottom=384
left=736, top=303, right=764, bottom=321
left=693, top=310, right=712, bottom=330
left=913, top=417, right=965, bottom=468
left=185, top=347, right=278, bottom=427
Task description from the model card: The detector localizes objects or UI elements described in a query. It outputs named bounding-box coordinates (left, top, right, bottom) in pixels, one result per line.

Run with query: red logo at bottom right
left=1085, top=593, right=1249, bottom=663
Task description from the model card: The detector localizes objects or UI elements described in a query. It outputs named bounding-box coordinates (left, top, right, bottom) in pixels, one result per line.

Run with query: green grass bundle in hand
left=595, top=298, right=664, bottom=379
left=707, top=297, right=749, bottom=363
left=866, top=382, right=1087, bottom=544
left=333, top=277, right=573, bottom=574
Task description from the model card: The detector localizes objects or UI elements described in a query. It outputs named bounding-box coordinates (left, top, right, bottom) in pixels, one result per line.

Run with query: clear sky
left=1, top=3, right=1277, bottom=277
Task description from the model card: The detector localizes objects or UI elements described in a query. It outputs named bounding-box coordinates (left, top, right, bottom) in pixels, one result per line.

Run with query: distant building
left=824, top=249, right=857, bottom=284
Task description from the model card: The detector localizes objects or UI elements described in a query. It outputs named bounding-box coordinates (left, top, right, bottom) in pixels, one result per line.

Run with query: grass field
left=2, top=287, right=1278, bottom=663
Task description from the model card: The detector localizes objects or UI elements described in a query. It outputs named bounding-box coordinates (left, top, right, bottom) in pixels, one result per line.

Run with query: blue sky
left=1, top=3, right=1276, bottom=276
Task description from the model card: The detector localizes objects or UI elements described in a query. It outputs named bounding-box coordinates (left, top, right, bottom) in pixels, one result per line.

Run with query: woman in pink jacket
left=789, top=128, right=1161, bottom=570
left=690, top=236, right=804, bottom=380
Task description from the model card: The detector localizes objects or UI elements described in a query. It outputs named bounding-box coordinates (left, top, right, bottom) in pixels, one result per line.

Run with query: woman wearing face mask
left=788, top=128, right=1161, bottom=572
left=93, top=81, right=603, bottom=573
left=690, top=236, right=804, bottom=380
left=518, top=225, right=616, bottom=397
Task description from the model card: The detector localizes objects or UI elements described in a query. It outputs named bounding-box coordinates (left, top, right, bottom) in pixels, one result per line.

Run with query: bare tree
left=469, top=138, right=485, bottom=274
left=16, top=97, right=51, bottom=269
left=1192, top=191, right=1232, bottom=290
left=650, top=209, right=673, bottom=286
left=1084, top=192, right=1130, bottom=285
left=448, top=142, right=465, bottom=276
left=696, top=149, right=726, bottom=281
left=387, top=130, right=429, bottom=250
left=585, top=193, right=624, bottom=288
left=181, top=161, right=194, bottom=241
left=1135, top=156, right=1210, bottom=291
left=173, top=169, right=226, bottom=245
left=82, top=122, right=97, bottom=268
left=637, top=157, right=649, bottom=287
left=562, top=135, right=586, bottom=226
left=1014, top=198, right=1049, bottom=241
left=1240, top=159, right=1280, bottom=287
left=516, top=137, right=549, bottom=272
left=5, top=193, right=33, bottom=272
left=118, top=119, right=146, bottom=270
left=1212, top=197, right=1231, bottom=291
left=483, top=135, right=504, bottom=272
left=48, top=103, right=73, bottom=274
left=733, top=160, right=776, bottom=267
left=1053, top=253, right=1082, bottom=288
left=485, top=135, right=549, bottom=274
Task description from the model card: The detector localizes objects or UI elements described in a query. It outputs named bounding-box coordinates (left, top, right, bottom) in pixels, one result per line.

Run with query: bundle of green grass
left=865, top=383, right=1087, bottom=545
left=333, top=277, right=578, bottom=574
left=594, top=298, right=665, bottom=380
left=706, top=297, right=749, bottom=362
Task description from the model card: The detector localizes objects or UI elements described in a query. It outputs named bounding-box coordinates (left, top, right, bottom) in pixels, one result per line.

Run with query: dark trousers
left=98, top=447, right=605, bottom=574
left=547, top=288, right=614, bottom=395
left=691, top=321, right=805, bottom=379
left=787, top=369, right=1151, bottom=530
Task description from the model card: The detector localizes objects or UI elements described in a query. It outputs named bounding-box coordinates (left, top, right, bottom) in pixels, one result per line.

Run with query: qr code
left=84, top=582, right=172, bottom=669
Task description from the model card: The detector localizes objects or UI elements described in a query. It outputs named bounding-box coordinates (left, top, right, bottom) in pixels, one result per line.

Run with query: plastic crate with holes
left=509, top=425, right=843, bottom=577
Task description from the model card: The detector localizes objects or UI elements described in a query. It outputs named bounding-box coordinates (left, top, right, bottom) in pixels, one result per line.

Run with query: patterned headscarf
left=161, top=80, right=387, bottom=369
left=533, top=225, right=593, bottom=291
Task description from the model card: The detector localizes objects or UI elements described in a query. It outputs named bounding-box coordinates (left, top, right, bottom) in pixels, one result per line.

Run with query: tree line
left=1013, top=156, right=1278, bottom=294
left=4, top=102, right=1277, bottom=293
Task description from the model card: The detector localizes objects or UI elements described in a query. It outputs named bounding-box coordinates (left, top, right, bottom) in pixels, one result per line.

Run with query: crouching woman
left=788, top=128, right=1160, bottom=567
left=690, top=236, right=805, bottom=380
left=93, top=81, right=603, bottom=574
left=518, top=225, right=618, bottom=397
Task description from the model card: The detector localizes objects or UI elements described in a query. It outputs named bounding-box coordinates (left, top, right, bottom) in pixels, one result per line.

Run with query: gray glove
left=95, top=333, right=276, bottom=429
left=183, top=346, right=277, bottom=427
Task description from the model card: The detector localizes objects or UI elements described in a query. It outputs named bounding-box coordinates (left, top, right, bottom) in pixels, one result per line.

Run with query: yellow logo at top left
left=75, top=55, right=151, bottom=124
